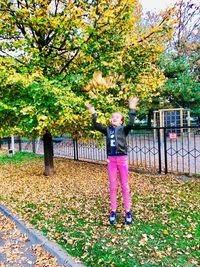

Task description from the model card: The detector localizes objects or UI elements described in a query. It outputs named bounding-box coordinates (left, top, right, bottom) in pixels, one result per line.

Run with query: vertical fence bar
left=32, top=140, right=36, bottom=153
left=194, top=133, right=197, bottom=174
left=176, top=137, right=178, bottom=173
left=181, top=131, right=184, bottom=172
left=73, top=138, right=76, bottom=160
left=73, top=137, right=79, bottom=161
left=163, top=127, right=168, bottom=174
left=75, top=137, right=79, bottom=161
left=18, top=137, right=22, bottom=152
left=11, top=135, right=15, bottom=155
left=187, top=130, right=191, bottom=174
left=8, top=138, right=11, bottom=150
left=157, top=128, right=162, bottom=173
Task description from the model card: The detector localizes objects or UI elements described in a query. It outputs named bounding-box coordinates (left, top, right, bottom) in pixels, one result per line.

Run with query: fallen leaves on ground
left=0, top=212, right=60, bottom=266
left=0, top=154, right=199, bottom=267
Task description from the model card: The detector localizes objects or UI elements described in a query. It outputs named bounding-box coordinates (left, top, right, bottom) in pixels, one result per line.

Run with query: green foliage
left=160, top=54, right=200, bottom=116
left=0, top=0, right=175, bottom=138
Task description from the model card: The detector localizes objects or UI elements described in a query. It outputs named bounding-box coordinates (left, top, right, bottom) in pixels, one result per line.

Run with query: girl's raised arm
left=85, top=103, right=107, bottom=135
left=85, top=103, right=95, bottom=114
left=124, top=97, right=139, bottom=135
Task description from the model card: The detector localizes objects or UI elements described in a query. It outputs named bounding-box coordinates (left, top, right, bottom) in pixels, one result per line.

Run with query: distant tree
left=141, top=0, right=200, bottom=124
left=160, top=54, right=200, bottom=116
left=172, top=0, right=200, bottom=57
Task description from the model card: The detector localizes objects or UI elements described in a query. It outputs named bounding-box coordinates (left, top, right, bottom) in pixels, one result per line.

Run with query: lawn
left=0, top=151, right=199, bottom=266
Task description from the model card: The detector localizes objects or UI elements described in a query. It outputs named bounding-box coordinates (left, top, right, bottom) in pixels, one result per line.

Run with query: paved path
left=0, top=205, right=83, bottom=267
left=0, top=212, right=59, bottom=266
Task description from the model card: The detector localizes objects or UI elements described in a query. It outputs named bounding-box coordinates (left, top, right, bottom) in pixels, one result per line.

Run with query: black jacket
left=92, top=109, right=136, bottom=156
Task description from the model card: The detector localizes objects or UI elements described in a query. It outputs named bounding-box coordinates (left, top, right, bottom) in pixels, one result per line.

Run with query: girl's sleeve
left=124, top=109, right=136, bottom=135
left=92, top=114, right=107, bottom=135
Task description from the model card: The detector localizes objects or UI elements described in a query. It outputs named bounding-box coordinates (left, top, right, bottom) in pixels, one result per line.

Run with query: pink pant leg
left=117, top=156, right=131, bottom=211
left=107, top=156, right=118, bottom=211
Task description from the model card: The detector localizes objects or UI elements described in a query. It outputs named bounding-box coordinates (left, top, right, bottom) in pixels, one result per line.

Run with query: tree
left=160, top=54, right=200, bottom=116
left=159, top=0, right=200, bottom=116
left=141, top=0, right=200, bottom=121
left=0, top=0, right=175, bottom=175
left=171, top=0, right=200, bottom=57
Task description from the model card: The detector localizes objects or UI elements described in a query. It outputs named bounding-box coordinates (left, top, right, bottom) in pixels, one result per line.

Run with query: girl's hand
left=129, top=97, right=139, bottom=109
left=85, top=103, right=96, bottom=114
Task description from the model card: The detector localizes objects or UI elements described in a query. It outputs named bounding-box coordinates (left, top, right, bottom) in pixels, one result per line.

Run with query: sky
left=139, top=0, right=199, bottom=12
left=139, top=0, right=176, bottom=12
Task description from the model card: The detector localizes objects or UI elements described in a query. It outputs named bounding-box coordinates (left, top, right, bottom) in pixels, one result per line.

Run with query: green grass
left=192, top=173, right=200, bottom=179
left=28, top=197, right=199, bottom=267
left=0, top=150, right=42, bottom=164
left=45, top=196, right=199, bottom=267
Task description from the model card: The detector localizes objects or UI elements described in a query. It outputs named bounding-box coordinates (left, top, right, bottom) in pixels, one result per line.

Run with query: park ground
left=0, top=212, right=60, bottom=266
left=0, top=150, right=199, bottom=267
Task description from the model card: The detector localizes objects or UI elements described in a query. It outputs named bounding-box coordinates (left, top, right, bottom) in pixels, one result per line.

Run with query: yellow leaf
left=163, top=229, right=169, bottom=235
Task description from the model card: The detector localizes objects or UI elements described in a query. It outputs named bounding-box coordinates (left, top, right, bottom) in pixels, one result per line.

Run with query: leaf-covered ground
left=0, top=151, right=199, bottom=267
left=0, top=212, right=60, bottom=266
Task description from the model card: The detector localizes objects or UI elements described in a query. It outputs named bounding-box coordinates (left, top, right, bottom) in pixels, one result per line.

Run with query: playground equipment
left=154, top=108, right=190, bottom=140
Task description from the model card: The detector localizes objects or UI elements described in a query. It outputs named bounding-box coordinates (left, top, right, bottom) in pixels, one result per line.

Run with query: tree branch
left=0, top=49, right=24, bottom=65
left=59, top=49, right=79, bottom=74
left=54, top=0, right=60, bottom=16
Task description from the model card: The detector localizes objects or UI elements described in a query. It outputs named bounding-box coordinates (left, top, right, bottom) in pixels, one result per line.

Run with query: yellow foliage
left=0, top=0, right=177, bottom=137
left=84, top=71, right=116, bottom=92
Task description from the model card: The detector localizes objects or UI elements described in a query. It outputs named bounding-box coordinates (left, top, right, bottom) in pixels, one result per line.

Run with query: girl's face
left=111, top=112, right=123, bottom=126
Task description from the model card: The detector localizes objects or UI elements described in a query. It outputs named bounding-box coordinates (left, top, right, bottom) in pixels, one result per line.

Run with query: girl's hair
left=112, top=112, right=124, bottom=124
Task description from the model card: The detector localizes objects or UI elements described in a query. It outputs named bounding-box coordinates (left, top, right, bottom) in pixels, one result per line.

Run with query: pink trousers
left=107, top=155, right=131, bottom=211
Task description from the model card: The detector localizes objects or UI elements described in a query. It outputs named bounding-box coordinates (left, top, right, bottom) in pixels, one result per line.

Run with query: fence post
left=75, top=137, right=79, bottom=160
left=7, top=137, right=11, bottom=150
left=163, top=127, right=168, bottom=174
left=32, top=140, right=36, bottom=153
left=18, top=137, right=22, bottom=152
left=73, top=137, right=79, bottom=161
left=73, top=138, right=76, bottom=160
left=157, top=128, right=162, bottom=173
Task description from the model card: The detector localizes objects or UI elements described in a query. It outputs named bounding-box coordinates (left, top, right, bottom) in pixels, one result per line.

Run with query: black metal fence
left=1, top=126, right=200, bottom=175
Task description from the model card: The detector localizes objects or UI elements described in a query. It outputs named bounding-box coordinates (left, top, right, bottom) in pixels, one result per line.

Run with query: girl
left=86, top=97, right=139, bottom=225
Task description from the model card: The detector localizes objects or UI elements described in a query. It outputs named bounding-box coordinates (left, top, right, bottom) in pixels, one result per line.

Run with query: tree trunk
left=43, top=132, right=54, bottom=176
left=147, top=110, right=153, bottom=128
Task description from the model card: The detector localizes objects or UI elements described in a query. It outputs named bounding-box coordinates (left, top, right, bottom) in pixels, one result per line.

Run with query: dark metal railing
left=1, top=125, right=199, bottom=175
